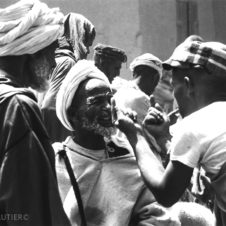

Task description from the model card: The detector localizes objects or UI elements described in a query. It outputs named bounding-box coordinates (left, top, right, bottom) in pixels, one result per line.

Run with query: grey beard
left=81, top=117, right=116, bottom=139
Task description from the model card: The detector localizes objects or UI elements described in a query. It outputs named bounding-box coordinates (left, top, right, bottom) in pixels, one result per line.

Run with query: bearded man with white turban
left=0, top=0, right=71, bottom=225
left=53, top=59, right=183, bottom=226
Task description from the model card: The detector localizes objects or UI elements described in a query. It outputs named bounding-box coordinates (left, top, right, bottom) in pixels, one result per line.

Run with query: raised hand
left=143, top=95, right=170, bottom=139
left=111, top=97, right=141, bottom=136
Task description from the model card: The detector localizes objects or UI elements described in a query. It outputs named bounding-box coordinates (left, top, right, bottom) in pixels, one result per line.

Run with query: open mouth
left=98, top=111, right=113, bottom=127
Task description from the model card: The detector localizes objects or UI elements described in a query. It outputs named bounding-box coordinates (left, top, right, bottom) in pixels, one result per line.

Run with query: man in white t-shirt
left=115, top=36, right=226, bottom=225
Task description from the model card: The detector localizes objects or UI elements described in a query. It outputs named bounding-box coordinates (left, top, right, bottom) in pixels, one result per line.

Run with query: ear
left=184, top=76, right=195, bottom=98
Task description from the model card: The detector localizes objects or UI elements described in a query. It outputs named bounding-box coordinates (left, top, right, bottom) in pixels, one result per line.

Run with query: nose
left=102, top=100, right=111, bottom=111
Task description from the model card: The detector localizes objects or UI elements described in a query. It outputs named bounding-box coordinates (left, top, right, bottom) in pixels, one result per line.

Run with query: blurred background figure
left=113, top=53, right=162, bottom=124
left=0, top=0, right=71, bottom=225
left=153, top=69, right=174, bottom=114
left=112, top=53, right=165, bottom=162
left=93, top=43, right=127, bottom=82
left=41, top=13, right=96, bottom=143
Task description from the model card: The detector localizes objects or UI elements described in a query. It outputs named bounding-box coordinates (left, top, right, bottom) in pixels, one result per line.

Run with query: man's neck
left=72, top=130, right=106, bottom=150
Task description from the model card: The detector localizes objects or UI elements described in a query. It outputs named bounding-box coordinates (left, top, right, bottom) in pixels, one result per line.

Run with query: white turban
left=0, top=0, right=64, bottom=56
left=129, top=53, right=163, bottom=78
left=56, top=60, right=111, bottom=131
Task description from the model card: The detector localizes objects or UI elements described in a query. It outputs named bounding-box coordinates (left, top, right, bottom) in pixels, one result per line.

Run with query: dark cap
left=93, top=43, right=127, bottom=63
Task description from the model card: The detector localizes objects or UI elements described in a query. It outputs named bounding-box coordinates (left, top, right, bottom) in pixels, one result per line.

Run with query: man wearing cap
left=113, top=53, right=162, bottom=124
left=112, top=53, right=165, bottom=161
left=93, top=43, right=127, bottom=82
left=116, top=37, right=226, bottom=225
left=0, top=0, right=70, bottom=225
left=53, top=59, right=182, bottom=226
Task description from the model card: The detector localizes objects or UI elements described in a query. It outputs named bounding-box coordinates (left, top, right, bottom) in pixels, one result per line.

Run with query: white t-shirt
left=170, top=101, right=226, bottom=180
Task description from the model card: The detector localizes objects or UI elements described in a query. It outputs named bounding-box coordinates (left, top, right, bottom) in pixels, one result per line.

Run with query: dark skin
left=0, top=55, right=28, bottom=84
left=133, top=65, right=160, bottom=96
left=99, top=59, right=123, bottom=83
left=68, top=78, right=113, bottom=150
left=0, top=41, right=57, bottom=89
left=115, top=66, right=226, bottom=207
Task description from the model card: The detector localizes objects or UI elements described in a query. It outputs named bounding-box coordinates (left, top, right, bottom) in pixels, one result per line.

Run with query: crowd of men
left=0, top=0, right=225, bottom=226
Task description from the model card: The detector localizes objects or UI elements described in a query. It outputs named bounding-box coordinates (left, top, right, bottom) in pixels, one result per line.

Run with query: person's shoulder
left=14, top=91, right=38, bottom=111
left=56, top=53, right=75, bottom=65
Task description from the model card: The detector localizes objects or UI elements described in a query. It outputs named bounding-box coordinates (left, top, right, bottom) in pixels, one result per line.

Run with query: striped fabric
left=163, top=39, right=226, bottom=75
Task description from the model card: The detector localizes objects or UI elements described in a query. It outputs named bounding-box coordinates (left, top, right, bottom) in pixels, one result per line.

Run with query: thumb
left=149, top=94, right=156, bottom=107
left=111, top=97, right=125, bottom=125
left=155, top=102, right=163, bottom=112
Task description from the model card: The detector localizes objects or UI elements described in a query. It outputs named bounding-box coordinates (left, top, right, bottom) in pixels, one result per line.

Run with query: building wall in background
left=1, top=0, right=226, bottom=79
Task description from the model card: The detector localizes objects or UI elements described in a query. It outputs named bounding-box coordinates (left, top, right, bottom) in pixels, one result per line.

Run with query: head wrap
left=0, top=0, right=64, bottom=56
left=56, top=60, right=111, bottom=131
left=93, top=43, right=127, bottom=63
left=63, top=13, right=96, bottom=60
left=129, top=53, right=163, bottom=78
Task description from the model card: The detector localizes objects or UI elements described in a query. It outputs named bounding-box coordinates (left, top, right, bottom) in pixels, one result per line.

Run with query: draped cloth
left=63, top=13, right=95, bottom=60
left=56, top=60, right=111, bottom=131
left=0, top=0, right=64, bottom=56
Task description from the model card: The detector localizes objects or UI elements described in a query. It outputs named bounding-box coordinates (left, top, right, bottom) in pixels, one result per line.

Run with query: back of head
left=130, top=53, right=163, bottom=79
left=63, top=13, right=96, bottom=60
left=163, top=35, right=226, bottom=102
left=0, top=0, right=64, bottom=56
left=171, top=202, right=215, bottom=226
left=93, top=43, right=127, bottom=66
left=93, top=43, right=127, bottom=82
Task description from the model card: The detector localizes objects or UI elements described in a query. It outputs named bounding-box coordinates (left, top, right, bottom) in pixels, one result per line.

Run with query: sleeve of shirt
left=0, top=94, right=71, bottom=226
left=170, top=127, right=201, bottom=169
left=54, top=57, right=76, bottom=80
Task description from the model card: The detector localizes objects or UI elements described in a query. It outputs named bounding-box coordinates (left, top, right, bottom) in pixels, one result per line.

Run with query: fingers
left=148, top=203, right=166, bottom=216
left=122, top=108, right=137, bottom=123
left=155, top=103, right=163, bottom=112
left=111, top=98, right=138, bottom=130
left=145, top=108, right=164, bottom=125
left=145, top=203, right=181, bottom=226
